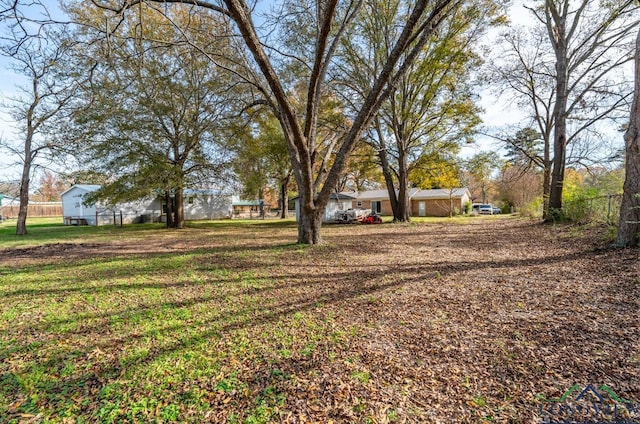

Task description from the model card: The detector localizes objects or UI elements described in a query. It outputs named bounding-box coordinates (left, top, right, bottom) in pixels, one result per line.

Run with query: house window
left=418, top=201, right=426, bottom=217
left=371, top=201, right=382, bottom=214
left=357, top=200, right=362, bottom=207
left=188, top=197, right=194, bottom=204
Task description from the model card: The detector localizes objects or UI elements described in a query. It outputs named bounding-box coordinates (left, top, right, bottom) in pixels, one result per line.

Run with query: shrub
left=519, top=197, right=543, bottom=218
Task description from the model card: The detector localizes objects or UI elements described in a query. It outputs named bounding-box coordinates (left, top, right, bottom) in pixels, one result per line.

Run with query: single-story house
left=353, top=189, right=397, bottom=215
left=294, top=188, right=471, bottom=222
left=294, top=192, right=356, bottom=223
left=355, top=187, right=471, bottom=217
left=61, top=184, right=106, bottom=225
left=414, top=188, right=472, bottom=216
left=61, top=184, right=158, bottom=225
left=231, top=199, right=272, bottom=218
left=61, top=185, right=236, bottom=225
left=183, top=189, right=234, bottom=220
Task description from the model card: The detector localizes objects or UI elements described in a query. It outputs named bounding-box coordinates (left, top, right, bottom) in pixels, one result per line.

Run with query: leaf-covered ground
left=0, top=217, right=638, bottom=423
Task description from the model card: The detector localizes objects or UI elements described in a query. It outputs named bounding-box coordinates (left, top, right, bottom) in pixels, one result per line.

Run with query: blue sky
left=0, top=0, right=69, bottom=182
left=0, top=1, right=616, bottom=186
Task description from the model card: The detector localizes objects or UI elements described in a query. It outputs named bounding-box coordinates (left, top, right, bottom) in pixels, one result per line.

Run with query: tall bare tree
left=542, top=0, right=637, bottom=217
left=489, top=29, right=555, bottom=216
left=92, top=0, right=462, bottom=244
left=0, top=2, right=78, bottom=235
left=491, top=0, right=637, bottom=219
left=614, top=26, right=640, bottom=248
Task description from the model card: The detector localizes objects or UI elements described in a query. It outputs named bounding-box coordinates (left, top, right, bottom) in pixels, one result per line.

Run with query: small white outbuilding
left=60, top=184, right=103, bottom=225
left=61, top=185, right=235, bottom=225
left=294, top=193, right=356, bottom=223
left=61, top=184, right=162, bottom=225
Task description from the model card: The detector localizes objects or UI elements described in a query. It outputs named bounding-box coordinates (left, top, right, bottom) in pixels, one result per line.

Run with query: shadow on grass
left=0, top=239, right=319, bottom=291
left=1, top=217, right=636, bottom=421
left=0, top=258, right=408, bottom=419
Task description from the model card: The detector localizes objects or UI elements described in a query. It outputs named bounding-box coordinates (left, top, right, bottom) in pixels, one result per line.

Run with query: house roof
left=411, top=188, right=471, bottom=200
left=291, top=192, right=356, bottom=201
left=60, top=184, right=102, bottom=197
left=184, top=189, right=226, bottom=196
left=355, top=188, right=420, bottom=201
left=331, top=193, right=356, bottom=200
left=355, top=189, right=395, bottom=201
left=355, top=187, right=470, bottom=201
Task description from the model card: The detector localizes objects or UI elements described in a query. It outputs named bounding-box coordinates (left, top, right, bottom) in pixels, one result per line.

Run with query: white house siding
left=116, top=197, right=162, bottom=224
left=322, top=199, right=354, bottom=222
left=294, top=195, right=355, bottom=223
left=61, top=185, right=102, bottom=225
left=183, top=192, right=233, bottom=220
left=62, top=185, right=236, bottom=225
left=62, top=185, right=161, bottom=225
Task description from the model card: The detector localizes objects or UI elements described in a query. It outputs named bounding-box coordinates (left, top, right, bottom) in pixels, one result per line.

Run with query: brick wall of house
left=411, top=198, right=463, bottom=217
left=361, top=196, right=466, bottom=217
left=359, top=200, right=394, bottom=215
left=381, top=200, right=393, bottom=215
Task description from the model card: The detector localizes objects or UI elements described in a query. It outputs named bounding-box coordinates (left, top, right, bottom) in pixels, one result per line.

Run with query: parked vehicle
left=472, top=203, right=502, bottom=215
left=478, top=204, right=494, bottom=215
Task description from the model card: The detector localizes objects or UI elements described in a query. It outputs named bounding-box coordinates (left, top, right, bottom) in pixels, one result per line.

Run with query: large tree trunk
left=174, top=186, right=185, bottom=229
left=396, top=151, right=411, bottom=222
left=16, top=128, right=34, bottom=236
left=614, top=27, right=640, bottom=248
left=374, top=120, right=401, bottom=221
left=542, top=156, right=552, bottom=219
left=548, top=130, right=567, bottom=215
left=378, top=148, right=401, bottom=221
left=165, top=191, right=174, bottom=228
left=279, top=174, right=290, bottom=219
left=297, top=192, right=322, bottom=244
left=547, top=6, right=569, bottom=219
left=16, top=157, right=31, bottom=236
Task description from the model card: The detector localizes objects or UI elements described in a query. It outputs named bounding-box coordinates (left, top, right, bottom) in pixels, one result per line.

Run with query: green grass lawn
left=0, top=218, right=343, bottom=423
left=0, top=214, right=493, bottom=249
left=0, top=217, right=172, bottom=247
left=0, top=217, right=278, bottom=249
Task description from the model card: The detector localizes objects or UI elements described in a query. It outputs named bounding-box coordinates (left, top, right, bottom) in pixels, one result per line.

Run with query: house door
left=371, top=201, right=382, bottom=214
left=418, top=201, right=426, bottom=217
